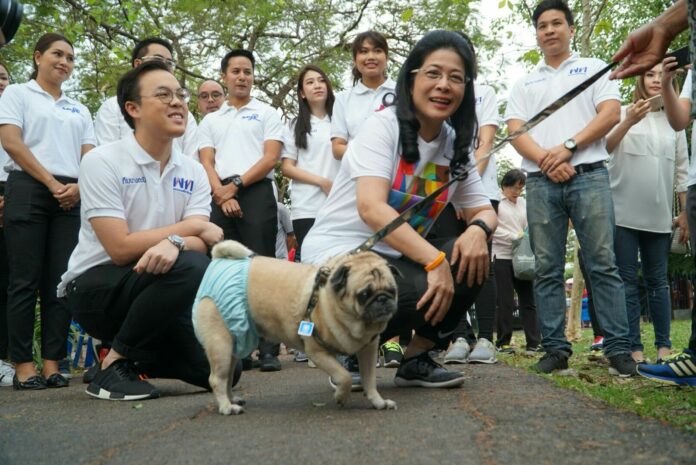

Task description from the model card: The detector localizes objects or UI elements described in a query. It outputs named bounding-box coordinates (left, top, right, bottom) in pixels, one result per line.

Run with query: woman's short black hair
left=501, top=168, right=527, bottom=188
left=117, top=60, right=172, bottom=129
left=394, top=30, right=478, bottom=172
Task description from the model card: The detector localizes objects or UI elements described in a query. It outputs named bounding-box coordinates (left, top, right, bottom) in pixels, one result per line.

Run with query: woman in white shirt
left=303, top=30, right=496, bottom=388
left=606, top=61, right=688, bottom=364
left=491, top=169, right=540, bottom=352
left=331, top=30, right=396, bottom=160
left=281, top=65, right=340, bottom=258
left=0, top=33, right=96, bottom=390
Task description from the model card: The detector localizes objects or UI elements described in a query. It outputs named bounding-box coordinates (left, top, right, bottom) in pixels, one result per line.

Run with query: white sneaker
left=0, top=360, right=16, bottom=387
left=444, top=337, right=471, bottom=364
left=468, top=338, right=497, bottom=364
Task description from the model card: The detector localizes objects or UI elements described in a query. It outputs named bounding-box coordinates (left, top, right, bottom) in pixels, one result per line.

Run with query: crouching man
left=58, top=61, right=226, bottom=401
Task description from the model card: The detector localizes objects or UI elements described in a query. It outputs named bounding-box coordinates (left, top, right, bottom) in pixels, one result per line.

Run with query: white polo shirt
left=94, top=96, right=199, bottom=160
left=302, top=107, right=490, bottom=264
left=275, top=202, right=293, bottom=259
left=0, top=144, right=9, bottom=182
left=475, top=83, right=500, bottom=201
left=0, top=80, right=96, bottom=178
left=57, top=133, right=212, bottom=296
left=197, top=98, right=284, bottom=180
left=505, top=55, right=620, bottom=173
left=281, top=115, right=341, bottom=220
left=331, top=78, right=396, bottom=142
left=678, top=70, right=696, bottom=187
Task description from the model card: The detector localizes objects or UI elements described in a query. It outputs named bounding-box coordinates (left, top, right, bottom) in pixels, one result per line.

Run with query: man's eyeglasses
left=198, top=91, right=224, bottom=101
left=142, top=87, right=190, bottom=105
left=411, top=68, right=470, bottom=85
left=140, top=55, right=177, bottom=70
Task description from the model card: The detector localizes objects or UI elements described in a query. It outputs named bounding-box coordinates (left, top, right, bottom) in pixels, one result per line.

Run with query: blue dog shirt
left=193, top=258, right=260, bottom=358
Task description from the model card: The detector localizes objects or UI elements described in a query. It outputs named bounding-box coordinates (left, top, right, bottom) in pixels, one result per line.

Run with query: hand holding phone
left=646, top=94, right=663, bottom=111
left=665, top=46, right=690, bottom=69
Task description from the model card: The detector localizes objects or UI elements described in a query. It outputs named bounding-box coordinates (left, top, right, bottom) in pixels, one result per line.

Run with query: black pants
left=211, top=179, right=279, bottom=356
left=66, top=251, right=211, bottom=388
left=0, top=182, right=8, bottom=359
left=5, top=171, right=80, bottom=363
left=292, top=218, right=315, bottom=263
left=379, top=237, right=482, bottom=344
left=684, top=186, right=696, bottom=352
left=494, top=258, right=540, bottom=348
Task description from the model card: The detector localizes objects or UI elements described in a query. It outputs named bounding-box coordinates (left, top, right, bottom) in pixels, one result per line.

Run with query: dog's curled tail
left=211, top=240, right=254, bottom=260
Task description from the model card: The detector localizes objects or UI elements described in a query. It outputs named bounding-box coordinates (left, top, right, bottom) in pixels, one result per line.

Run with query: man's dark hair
left=501, top=169, right=527, bottom=188
left=117, top=60, right=172, bottom=129
left=532, top=0, right=574, bottom=28
left=221, top=49, right=255, bottom=74
left=131, top=37, right=174, bottom=67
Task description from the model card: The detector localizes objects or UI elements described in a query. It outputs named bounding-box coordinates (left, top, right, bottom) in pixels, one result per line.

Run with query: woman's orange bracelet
left=424, top=251, right=446, bottom=272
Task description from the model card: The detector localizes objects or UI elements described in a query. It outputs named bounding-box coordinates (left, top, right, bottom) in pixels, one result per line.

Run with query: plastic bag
left=512, top=232, right=535, bottom=281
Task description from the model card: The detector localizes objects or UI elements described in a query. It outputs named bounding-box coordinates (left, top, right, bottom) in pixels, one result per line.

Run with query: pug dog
left=193, top=240, right=399, bottom=415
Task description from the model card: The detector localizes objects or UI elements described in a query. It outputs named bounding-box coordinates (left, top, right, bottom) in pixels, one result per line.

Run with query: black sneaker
left=82, top=364, right=99, bottom=384
left=394, top=352, right=465, bottom=388
left=380, top=341, right=404, bottom=367
left=532, top=351, right=569, bottom=373
left=608, top=353, right=637, bottom=378
left=329, top=354, right=362, bottom=391
left=258, top=354, right=282, bottom=372
left=86, top=359, right=159, bottom=401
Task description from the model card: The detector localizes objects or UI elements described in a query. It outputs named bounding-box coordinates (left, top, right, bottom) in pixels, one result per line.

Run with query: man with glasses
left=198, top=49, right=284, bottom=371
left=504, top=0, right=634, bottom=376
left=94, top=37, right=199, bottom=159
left=58, top=60, right=232, bottom=401
left=197, top=80, right=225, bottom=117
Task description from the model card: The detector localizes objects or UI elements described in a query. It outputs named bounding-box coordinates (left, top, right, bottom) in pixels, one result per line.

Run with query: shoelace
left=661, top=351, right=690, bottom=363
left=382, top=341, right=403, bottom=354
left=111, top=359, right=140, bottom=381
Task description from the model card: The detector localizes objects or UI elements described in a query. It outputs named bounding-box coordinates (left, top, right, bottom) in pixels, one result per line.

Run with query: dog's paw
left=231, top=395, right=246, bottom=406
left=218, top=403, right=245, bottom=415
left=370, top=397, right=397, bottom=410
left=334, top=389, right=350, bottom=407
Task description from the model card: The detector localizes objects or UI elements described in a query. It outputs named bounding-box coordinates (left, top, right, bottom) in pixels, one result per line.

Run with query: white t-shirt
left=474, top=83, right=500, bottom=201
left=57, top=133, right=212, bottom=296
left=0, top=80, right=96, bottom=178
left=331, top=78, right=396, bottom=142
left=492, top=196, right=527, bottom=260
left=678, top=70, right=696, bottom=187
left=281, top=115, right=340, bottom=220
left=197, top=98, right=284, bottom=180
left=302, top=108, right=490, bottom=264
left=505, top=55, right=620, bottom=173
left=275, top=202, right=293, bottom=259
left=0, top=143, right=9, bottom=182
left=608, top=107, right=688, bottom=233
left=94, top=96, right=199, bottom=160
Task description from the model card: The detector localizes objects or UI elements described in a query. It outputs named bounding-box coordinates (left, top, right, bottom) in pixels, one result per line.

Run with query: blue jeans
left=614, top=226, right=671, bottom=352
left=526, top=168, right=630, bottom=357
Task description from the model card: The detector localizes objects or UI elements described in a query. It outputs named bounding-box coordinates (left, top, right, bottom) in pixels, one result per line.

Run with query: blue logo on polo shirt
left=173, top=177, right=194, bottom=194
left=241, top=113, right=261, bottom=122
left=122, top=176, right=146, bottom=185
left=568, top=66, right=588, bottom=76
left=61, top=105, right=81, bottom=114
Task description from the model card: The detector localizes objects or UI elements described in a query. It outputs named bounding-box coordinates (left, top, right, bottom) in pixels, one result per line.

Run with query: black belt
left=527, top=160, right=605, bottom=178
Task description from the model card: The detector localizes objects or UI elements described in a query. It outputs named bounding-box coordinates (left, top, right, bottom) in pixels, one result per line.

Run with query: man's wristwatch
left=563, top=138, right=578, bottom=153
left=469, top=219, right=492, bottom=240
left=167, top=234, right=185, bottom=251
left=230, top=174, right=244, bottom=191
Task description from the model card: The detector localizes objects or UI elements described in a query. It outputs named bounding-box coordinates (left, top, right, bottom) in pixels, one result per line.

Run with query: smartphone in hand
left=646, top=94, right=663, bottom=111
left=666, top=46, right=690, bottom=69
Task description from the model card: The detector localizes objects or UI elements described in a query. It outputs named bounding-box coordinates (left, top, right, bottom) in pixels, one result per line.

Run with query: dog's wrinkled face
left=328, top=252, right=398, bottom=324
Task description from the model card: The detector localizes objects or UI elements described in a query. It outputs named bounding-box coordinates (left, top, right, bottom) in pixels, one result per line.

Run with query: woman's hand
left=417, top=258, right=454, bottom=326
left=53, top=183, right=80, bottom=211
left=319, top=178, right=333, bottom=195
left=451, top=224, right=490, bottom=288
left=674, top=211, right=689, bottom=243
left=625, top=100, right=651, bottom=125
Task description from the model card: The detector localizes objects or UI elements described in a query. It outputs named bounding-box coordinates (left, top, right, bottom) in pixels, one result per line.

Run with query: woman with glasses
left=331, top=30, right=396, bottom=160
left=491, top=169, right=540, bottom=353
left=281, top=65, right=339, bottom=258
left=303, top=30, right=496, bottom=389
left=606, top=58, right=689, bottom=364
left=0, top=33, right=96, bottom=390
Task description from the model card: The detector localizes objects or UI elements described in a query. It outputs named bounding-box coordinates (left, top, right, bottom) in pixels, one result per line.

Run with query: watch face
left=564, top=139, right=576, bottom=151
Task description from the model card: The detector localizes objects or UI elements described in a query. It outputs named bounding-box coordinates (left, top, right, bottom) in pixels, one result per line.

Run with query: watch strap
left=469, top=219, right=492, bottom=240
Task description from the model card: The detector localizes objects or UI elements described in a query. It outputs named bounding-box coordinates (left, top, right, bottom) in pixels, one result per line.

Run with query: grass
left=498, top=320, right=696, bottom=432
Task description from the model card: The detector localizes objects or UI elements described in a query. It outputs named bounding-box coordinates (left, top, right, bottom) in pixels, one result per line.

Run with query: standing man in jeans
left=504, top=0, right=635, bottom=376
left=197, top=49, right=284, bottom=371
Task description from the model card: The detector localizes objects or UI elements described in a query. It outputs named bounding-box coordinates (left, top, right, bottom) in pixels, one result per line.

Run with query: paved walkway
left=0, top=358, right=693, bottom=465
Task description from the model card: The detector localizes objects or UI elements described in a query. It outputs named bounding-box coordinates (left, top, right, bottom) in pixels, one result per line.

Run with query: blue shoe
left=636, top=351, right=696, bottom=387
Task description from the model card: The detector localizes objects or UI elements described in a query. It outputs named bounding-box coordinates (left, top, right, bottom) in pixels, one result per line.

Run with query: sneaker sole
left=608, top=368, right=635, bottom=378
left=382, top=360, right=401, bottom=368
left=443, top=358, right=468, bottom=365
left=85, top=385, right=159, bottom=401
left=468, top=358, right=497, bottom=364
left=393, top=375, right=465, bottom=388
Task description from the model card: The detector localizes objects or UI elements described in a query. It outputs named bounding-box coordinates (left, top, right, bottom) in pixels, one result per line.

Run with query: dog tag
left=297, top=321, right=314, bottom=337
